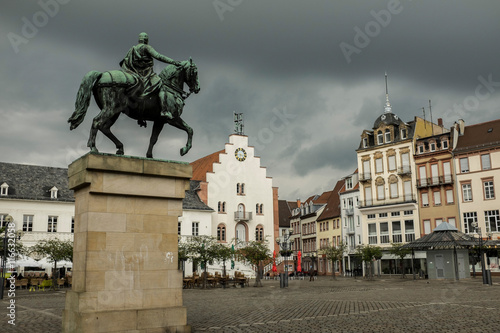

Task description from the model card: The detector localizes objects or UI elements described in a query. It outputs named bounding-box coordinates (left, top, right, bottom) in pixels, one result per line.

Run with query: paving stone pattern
left=1, top=277, right=499, bottom=332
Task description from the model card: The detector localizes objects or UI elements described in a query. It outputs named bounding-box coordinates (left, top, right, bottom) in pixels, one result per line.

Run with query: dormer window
left=377, top=131, right=383, bottom=145
left=363, top=137, right=368, bottom=148
left=430, top=142, right=436, bottom=152
left=418, top=145, right=424, bottom=154
left=442, top=140, right=448, bottom=149
left=401, top=128, right=407, bottom=139
left=385, top=129, right=391, bottom=143
left=50, top=186, right=58, bottom=199
left=346, top=177, right=353, bottom=190
left=1, top=183, right=8, bottom=196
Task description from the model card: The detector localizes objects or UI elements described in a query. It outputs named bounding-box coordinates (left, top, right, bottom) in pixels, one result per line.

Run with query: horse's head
left=182, top=58, right=200, bottom=94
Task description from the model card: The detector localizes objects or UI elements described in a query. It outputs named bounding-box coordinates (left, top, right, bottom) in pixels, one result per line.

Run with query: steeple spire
left=384, top=72, right=392, bottom=113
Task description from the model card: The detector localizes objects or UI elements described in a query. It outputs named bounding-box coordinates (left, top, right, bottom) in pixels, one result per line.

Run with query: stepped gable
left=317, top=179, right=345, bottom=221
left=0, top=162, right=73, bottom=202
left=454, top=119, right=500, bottom=153
left=190, top=149, right=225, bottom=182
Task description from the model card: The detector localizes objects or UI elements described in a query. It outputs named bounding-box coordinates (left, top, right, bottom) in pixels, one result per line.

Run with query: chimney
left=296, top=199, right=301, bottom=208
left=458, top=119, right=465, bottom=135
left=438, top=118, right=443, bottom=127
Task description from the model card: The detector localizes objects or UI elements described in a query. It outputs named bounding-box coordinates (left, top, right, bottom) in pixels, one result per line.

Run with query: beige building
left=415, top=126, right=460, bottom=235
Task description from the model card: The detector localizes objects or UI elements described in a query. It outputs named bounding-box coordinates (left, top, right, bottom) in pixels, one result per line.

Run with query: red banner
left=272, top=250, right=277, bottom=272
left=297, top=251, right=302, bottom=272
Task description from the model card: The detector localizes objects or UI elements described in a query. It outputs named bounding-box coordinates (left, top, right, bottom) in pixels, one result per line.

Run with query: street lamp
left=276, top=227, right=293, bottom=288
left=471, top=222, right=490, bottom=285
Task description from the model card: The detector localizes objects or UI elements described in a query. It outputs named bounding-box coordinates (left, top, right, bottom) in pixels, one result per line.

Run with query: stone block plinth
left=62, top=153, right=191, bottom=333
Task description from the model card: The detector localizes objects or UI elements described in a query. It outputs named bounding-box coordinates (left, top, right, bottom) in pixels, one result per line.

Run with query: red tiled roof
left=190, top=150, right=225, bottom=182
left=317, top=179, right=345, bottom=221
left=455, top=119, right=500, bottom=153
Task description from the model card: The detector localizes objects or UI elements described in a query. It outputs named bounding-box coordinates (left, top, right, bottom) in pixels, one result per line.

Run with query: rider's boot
left=159, top=88, right=173, bottom=120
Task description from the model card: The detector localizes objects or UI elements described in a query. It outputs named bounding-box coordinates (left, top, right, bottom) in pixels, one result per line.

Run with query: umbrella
left=297, top=251, right=302, bottom=272
left=14, top=255, right=43, bottom=268
left=272, top=250, right=277, bottom=273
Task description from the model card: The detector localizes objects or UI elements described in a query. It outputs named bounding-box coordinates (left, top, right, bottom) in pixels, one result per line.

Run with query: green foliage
left=185, top=236, right=220, bottom=288
left=321, top=242, right=347, bottom=279
left=0, top=228, right=26, bottom=258
left=237, top=240, right=271, bottom=287
left=29, top=239, right=73, bottom=263
left=356, top=244, right=382, bottom=279
left=389, top=243, right=411, bottom=260
left=214, top=243, right=234, bottom=264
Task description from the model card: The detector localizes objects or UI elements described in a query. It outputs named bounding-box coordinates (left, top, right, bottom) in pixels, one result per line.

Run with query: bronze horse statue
left=68, top=59, right=200, bottom=158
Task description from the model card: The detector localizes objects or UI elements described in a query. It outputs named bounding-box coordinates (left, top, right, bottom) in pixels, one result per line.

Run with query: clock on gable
left=234, top=148, right=247, bottom=162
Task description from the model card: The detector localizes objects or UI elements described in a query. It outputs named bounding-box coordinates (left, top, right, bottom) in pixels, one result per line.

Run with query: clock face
left=235, top=148, right=247, bottom=161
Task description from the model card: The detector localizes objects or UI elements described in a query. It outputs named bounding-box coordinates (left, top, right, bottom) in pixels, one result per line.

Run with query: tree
left=321, top=241, right=347, bottom=280
left=389, top=243, right=412, bottom=278
left=237, top=240, right=271, bottom=287
left=356, top=244, right=382, bottom=280
left=185, top=236, right=219, bottom=289
left=178, top=238, right=189, bottom=278
left=29, top=239, right=73, bottom=290
left=214, top=243, right=234, bottom=283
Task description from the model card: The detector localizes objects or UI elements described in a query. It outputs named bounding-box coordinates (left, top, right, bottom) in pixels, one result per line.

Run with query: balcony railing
left=359, top=194, right=416, bottom=208
left=344, top=207, right=354, bottom=216
left=405, top=233, right=415, bottom=242
left=397, top=166, right=411, bottom=175
left=417, top=175, right=454, bottom=188
left=392, top=234, right=402, bottom=243
left=234, top=211, right=252, bottom=221
left=359, top=173, right=372, bottom=182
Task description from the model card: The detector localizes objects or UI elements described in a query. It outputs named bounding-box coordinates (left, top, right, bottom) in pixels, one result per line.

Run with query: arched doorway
left=236, top=223, right=247, bottom=244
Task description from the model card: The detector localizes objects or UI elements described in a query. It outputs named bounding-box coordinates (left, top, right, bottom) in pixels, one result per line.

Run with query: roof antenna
left=429, top=100, right=434, bottom=136
left=422, top=107, right=426, bottom=129
left=384, top=72, right=392, bottom=113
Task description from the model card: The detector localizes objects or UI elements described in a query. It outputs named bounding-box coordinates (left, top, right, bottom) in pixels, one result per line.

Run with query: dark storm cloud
left=1, top=0, right=500, bottom=199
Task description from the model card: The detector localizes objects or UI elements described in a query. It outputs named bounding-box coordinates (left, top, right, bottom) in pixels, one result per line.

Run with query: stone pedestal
left=62, top=153, right=191, bottom=333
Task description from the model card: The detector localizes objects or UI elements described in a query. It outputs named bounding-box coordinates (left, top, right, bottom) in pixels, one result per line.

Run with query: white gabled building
left=190, top=134, right=279, bottom=276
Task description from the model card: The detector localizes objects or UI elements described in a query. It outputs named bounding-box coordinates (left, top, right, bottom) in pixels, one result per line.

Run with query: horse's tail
left=68, top=71, right=102, bottom=130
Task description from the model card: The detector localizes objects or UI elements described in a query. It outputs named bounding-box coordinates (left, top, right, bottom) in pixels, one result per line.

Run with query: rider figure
left=120, top=32, right=180, bottom=120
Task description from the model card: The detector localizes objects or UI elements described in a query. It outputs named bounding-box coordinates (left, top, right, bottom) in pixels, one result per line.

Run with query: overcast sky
left=1, top=0, right=500, bottom=201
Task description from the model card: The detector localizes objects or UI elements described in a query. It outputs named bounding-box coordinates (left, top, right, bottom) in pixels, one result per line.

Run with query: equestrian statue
left=68, top=32, right=200, bottom=158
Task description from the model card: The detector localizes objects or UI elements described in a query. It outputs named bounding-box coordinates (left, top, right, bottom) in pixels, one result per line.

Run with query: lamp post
left=276, top=227, right=293, bottom=288
left=471, top=222, right=489, bottom=285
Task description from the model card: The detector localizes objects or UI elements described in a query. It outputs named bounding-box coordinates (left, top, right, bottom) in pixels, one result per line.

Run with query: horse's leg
left=146, top=121, right=165, bottom=158
left=99, top=113, right=124, bottom=155
left=168, top=117, right=193, bottom=156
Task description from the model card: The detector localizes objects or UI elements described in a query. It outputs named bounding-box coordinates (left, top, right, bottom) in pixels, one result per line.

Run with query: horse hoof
left=180, top=147, right=188, bottom=156
left=116, top=149, right=124, bottom=155
left=146, top=153, right=153, bottom=158
left=90, top=147, right=99, bottom=153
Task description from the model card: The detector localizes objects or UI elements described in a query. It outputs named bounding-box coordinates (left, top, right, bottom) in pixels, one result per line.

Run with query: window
left=380, top=222, right=389, bottom=243
left=404, top=220, right=415, bottom=242
left=401, top=129, right=407, bottom=139
left=422, top=192, right=429, bottom=207
left=255, top=226, right=264, bottom=241
left=388, top=155, right=396, bottom=171
left=392, top=221, right=402, bottom=243
left=460, top=158, right=469, bottom=173
left=424, top=220, right=431, bottom=234
left=363, top=160, right=371, bottom=180
left=71, top=217, right=74, bottom=233
left=377, top=185, right=385, bottom=200
left=448, top=218, right=456, bottom=228
left=481, top=154, right=491, bottom=170
left=0, top=214, right=8, bottom=228
left=463, top=212, right=477, bottom=234
left=236, top=183, right=245, bottom=195
left=434, top=191, right=441, bottom=206
left=446, top=189, right=454, bottom=204
left=390, top=182, right=398, bottom=198
left=357, top=216, right=360, bottom=226
left=430, top=142, right=436, bottom=152
left=241, top=183, right=245, bottom=194
left=435, top=218, right=443, bottom=228
left=442, top=140, right=448, bottom=149
left=47, top=216, right=57, bottom=232
left=379, top=212, right=388, bottom=218
left=346, top=177, right=353, bottom=189
left=368, top=223, right=377, bottom=244
left=363, top=137, right=368, bottom=148
left=192, top=222, right=199, bottom=236
left=418, top=145, right=424, bottom=154
left=375, top=158, right=383, bottom=173
left=178, top=221, right=181, bottom=235
left=484, top=180, right=495, bottom=199
left=462, top=183, right=472, bottom=202
left=217, top=224, right=226, bottom=241
left=23, top=215, right=33, bottom=232
left=385, top=129, right=391, bottom=143
left=50, top=186, right=58, bottom=199
left=377, top=131, right=383, bottom=145
left=485, top=210, right=500, bottom=232
left=0, top=183, right=8, bottom=196
left=391, top=211, right=400, bottom=217
left=218, top=201, right=226, bottom=213
left=367, top=214, right=376, bottom=219
left=404, top=210, right=413, bottom=216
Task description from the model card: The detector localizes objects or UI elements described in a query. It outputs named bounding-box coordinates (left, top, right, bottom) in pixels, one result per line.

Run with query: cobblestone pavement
left=1, top=276, right=499, bottom=332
